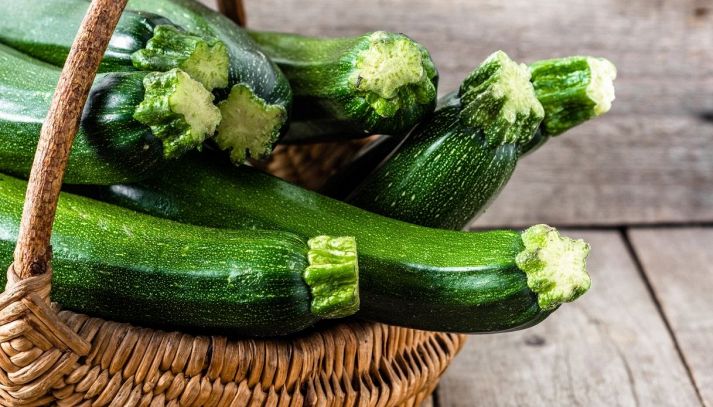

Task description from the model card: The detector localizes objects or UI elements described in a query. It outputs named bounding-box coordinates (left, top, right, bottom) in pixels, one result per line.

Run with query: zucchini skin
left=0, top=174, right=352, bottom=337
left=250, top=31, right=438, bottom=143
left=85, top=154, right=555, bottom=333
left=350, top=105, right=518, bottom=229
left=0, top=45, right=168, bottom=184
left=0, top=0, right=175, bottom=72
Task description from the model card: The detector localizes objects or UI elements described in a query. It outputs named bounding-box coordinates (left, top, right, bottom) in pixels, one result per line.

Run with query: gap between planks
left=627, top=227, right=713, bottom=407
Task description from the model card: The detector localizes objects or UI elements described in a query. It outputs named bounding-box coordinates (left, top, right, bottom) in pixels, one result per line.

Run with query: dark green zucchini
left=0, top=0, right=229, bottom=90
left=127, top=0, right=292, bottom=162
left=0, top=173, right=358, bottom=336
left=347, top=53, right=617, bottom=229
left=0, top=44, right=220, bottom=184
left=83, top=153, right=591, bottom=333
left=249, top=30, right=438, bottom=143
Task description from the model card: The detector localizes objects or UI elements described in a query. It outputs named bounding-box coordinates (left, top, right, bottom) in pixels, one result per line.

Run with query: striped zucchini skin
left=319, top=135, right=403, bottom=200
left=0, top=44, right=221, bottom=184
left=86, top=154, right=555, bottom=333
left=0, top=45, right=162, bottom=184
left=0, top=0, right=174, bottom=72
left=0, top=174, right=341, bottom=337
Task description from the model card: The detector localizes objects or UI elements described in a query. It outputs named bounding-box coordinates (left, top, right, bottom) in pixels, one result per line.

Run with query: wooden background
left=203, top=0, right=713, bottom=228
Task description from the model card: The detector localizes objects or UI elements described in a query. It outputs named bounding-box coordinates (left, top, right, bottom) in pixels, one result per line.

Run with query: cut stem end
left=133, top=69, right=221, bottom=159
left=304, top=236, right=360, bottom=319
left=516, top=224, right=591, bottom=311
left=352, top=31, right=437, bottom=118
left=131, top=25, right=230, bottom=91
left=458, top=51, right=545, bottom=146
left=215, top=84, right=287, bottom=163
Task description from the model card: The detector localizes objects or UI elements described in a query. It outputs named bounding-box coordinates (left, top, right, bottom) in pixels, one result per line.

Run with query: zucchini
left=0, top=173, right=359, bottom=336
left=348, top=53, right=617, bottom=229
left=127, top=0, right=292, bottom=162
left=0, top=0, right=229, bottom=90
left=84, top=153, right=591, bottom=333
left=521, top=55, right=617, bottom=155
left=249, top=30, right=438, bottom=143
left=0, top=44, right=220, bottom=184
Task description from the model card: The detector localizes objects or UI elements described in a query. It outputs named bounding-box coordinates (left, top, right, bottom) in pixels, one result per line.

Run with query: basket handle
left=11, top=0, right=128, bottom=280
left=217, top=0, right=247, bottom=26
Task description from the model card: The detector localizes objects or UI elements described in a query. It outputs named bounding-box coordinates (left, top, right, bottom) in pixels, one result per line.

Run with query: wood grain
left=629, top=227, right=713, bottom=406
left=204, top=0, right=713, bottom=226
left=436, top=231, right=701, bottom=406
left=12, top=0, right=128, bottom=279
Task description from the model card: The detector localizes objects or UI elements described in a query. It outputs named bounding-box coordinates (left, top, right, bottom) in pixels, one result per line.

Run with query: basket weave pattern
left=257, top=137, right=379, bottom=191
left=0, top=1, right=466, bottom=405
left=0, top=271, right=464, bottom=406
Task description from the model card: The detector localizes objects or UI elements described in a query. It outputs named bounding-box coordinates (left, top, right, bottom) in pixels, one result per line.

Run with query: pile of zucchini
left=0, top=0, right=615, bottom=337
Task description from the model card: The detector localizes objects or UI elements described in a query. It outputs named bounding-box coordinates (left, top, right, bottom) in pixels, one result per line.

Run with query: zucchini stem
left=459, top=51, right=545, bottom=147
left=215, top=84, right=288, bottom=163
left=304, top=236, right=359, bottom=319
left=133, top=68, right=221, bottom=158
left=516, top=225, right=591, bottom=310
left=530, top=56, right=617, bottom=137
left=351, top=32, right=437, bottom=118
left=250, top=30, right=437, bottom=140
left=131, top=25, right=229, bottom=91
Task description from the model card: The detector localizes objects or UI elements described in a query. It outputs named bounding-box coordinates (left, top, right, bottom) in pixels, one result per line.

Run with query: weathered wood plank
left=202, top=0, right=713, bottom=226
left=477, top=116, right=713, bottom=227
left=436, top=231, right=700, bottom=406
left=628, top=227, right=713, bottom=406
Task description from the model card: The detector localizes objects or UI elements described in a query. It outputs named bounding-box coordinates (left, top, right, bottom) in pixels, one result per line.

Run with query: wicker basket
left=0, top=1, right=465, bottom=405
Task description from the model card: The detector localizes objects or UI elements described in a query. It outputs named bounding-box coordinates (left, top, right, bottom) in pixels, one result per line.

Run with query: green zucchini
left=520, top=55, right=618, bottom=155
left=0, top=173, right=359, bottom=336
left=348, top=53, right=617, bottom=229
left=127, top=0, right=292, bottom=162
left=249, top=30, right=438, bottom=143
left=83, top=153, right=591, bottom=333
left=0, top=44, right=220, bottom=184
left=0, top=0, right=229, bottom=90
